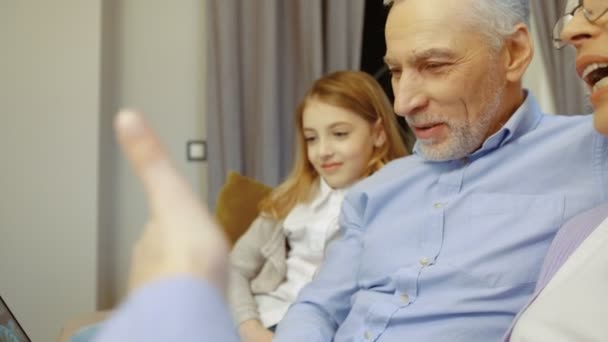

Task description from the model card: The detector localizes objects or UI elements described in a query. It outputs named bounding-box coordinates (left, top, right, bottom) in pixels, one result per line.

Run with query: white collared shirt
left=255, top=178, right=347, bottom=327
left=510, top=216, right=608, bottom=341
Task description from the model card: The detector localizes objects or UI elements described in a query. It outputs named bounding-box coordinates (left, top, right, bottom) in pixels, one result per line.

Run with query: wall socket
left=187, top=140, right=207, bottom=161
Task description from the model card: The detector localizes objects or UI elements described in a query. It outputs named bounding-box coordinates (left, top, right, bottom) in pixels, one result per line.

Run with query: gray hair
left=383, top=0, right=530, bottom=50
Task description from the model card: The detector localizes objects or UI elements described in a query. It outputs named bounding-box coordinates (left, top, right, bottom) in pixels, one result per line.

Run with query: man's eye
left=389, top=68, right=402, bottom=78
left=425, top=62, right=448, bottom=70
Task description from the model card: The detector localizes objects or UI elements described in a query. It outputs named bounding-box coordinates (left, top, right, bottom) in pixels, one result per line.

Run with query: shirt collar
left=413, top=90, right=543, bottom=160
left=309, top=178, right=334, bottom=210
left=310, top=178, right=348, bottom=210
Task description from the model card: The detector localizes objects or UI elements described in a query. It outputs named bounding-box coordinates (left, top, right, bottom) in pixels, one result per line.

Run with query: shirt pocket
left=446, top=192, right=565, bottom=288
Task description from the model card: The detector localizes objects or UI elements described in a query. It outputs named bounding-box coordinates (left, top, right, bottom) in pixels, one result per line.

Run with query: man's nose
left=393, top=77, right=429, bottom=117
left=560, top=10, right=599, bottom=48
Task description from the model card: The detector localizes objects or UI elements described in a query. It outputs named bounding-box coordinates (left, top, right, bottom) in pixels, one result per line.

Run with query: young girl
left=228, top=70, right=408, bottom=342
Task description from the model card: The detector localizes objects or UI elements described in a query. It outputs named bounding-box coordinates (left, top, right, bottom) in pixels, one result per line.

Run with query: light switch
left=187, top=140, right=207, bottom=161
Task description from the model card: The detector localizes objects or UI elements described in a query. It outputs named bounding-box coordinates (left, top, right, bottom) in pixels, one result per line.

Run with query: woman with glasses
left=507, top=1, right=608, bottom=341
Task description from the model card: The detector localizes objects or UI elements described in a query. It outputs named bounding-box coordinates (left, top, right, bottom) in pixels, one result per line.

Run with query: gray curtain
left=531, top=1, right=589, bottom=115
left=205, top=0, right=365, bottom=206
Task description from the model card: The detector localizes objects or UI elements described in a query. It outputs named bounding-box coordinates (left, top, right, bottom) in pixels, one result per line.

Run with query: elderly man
left=274, top=0, right=608, bottom=341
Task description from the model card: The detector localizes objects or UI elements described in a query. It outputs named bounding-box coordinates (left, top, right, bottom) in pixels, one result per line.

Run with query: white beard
left=413, top=75, right=506, bottom=161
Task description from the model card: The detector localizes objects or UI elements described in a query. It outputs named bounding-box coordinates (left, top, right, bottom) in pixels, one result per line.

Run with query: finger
left=114, top=110, right=202, bottom=219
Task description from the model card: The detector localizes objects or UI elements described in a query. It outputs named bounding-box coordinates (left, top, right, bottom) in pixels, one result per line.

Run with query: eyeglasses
left=553, top=0, right=608, bottom=49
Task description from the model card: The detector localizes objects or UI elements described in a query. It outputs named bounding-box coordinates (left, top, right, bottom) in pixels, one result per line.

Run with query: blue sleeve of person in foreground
left=93, top=277, right=239, bottom=342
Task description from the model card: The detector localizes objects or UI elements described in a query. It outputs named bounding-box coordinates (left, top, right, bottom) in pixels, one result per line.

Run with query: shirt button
left=433, top=202, right=443, bottom=209
left=364, top=331, right=371, bottom=340
left=420, top=257, right=430, bottom=266
left=400, top=293, right=410, bottom=302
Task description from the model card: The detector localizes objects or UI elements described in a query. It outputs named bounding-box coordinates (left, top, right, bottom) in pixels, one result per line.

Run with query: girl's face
left=302, top=100, right=386, bottom=189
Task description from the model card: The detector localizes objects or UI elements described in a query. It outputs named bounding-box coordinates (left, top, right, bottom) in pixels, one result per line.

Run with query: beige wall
left=0, top=1, right=101, bottom=340
left=0, top=0, right=207, bottom=340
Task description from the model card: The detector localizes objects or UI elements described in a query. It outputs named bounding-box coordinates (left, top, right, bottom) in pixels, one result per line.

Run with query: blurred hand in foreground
left=114, top=110, right=229, bottom=294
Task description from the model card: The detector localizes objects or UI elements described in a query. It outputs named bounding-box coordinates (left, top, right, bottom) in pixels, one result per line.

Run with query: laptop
left=0, top=296, right=31, bottom=342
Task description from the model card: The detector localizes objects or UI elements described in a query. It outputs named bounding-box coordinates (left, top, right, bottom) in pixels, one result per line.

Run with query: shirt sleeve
left=93, top=277, right=239, bottom=342
left=274, top=195, right=364, bottom=342
left=229, top=216, right=273, bottom=325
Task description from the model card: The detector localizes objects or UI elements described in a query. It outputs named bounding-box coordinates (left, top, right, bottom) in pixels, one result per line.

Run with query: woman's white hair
left=383, top=0, right=530, bottom=50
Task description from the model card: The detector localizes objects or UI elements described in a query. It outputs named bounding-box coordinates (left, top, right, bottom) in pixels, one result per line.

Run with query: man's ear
left=502, top=23, right=534, bottom=83
left=373, top=119, right=387, bottom=148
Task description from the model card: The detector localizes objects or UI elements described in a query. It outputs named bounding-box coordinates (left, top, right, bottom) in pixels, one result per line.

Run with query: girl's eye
left=305, top=136, right=316, bottom=143
left=334, top=131, right=349, bottom=138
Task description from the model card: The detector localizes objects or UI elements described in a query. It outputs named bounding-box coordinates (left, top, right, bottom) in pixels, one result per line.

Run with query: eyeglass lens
left=583, top=0, right=607, bottom=21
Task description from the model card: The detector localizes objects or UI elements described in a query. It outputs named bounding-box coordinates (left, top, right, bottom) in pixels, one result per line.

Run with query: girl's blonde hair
left=259, top=70, right=408, bottom=219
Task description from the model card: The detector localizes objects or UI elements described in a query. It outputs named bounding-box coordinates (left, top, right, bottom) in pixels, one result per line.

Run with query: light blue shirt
left=274, top=93, right=608, bottom=342
left=93, top=277, right=239, bottom=342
